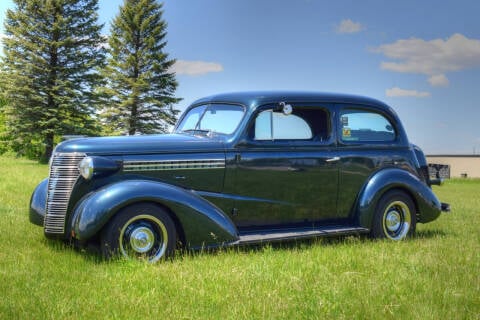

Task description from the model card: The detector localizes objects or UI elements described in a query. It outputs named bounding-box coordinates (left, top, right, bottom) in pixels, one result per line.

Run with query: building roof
left=427, top=155, right=480, bottom=158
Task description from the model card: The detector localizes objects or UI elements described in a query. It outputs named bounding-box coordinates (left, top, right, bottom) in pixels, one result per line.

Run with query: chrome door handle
left=326, top=157, right=340, bottom=163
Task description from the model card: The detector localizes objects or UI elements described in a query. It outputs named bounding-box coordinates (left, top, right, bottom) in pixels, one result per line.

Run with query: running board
left=236, top=226, right=369, bottom=245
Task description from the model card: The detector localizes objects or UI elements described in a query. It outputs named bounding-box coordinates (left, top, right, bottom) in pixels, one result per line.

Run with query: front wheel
left=101, top=203, right=176, bottom=262
left=371, top=190, right=416, bottom=241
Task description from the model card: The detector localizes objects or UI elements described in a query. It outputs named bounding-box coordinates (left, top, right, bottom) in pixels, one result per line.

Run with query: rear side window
left=340, top=110, right=396, bottom=142
left=250, top=107, right=330, bottom=142
left=254, top=111, right=312, bottom=140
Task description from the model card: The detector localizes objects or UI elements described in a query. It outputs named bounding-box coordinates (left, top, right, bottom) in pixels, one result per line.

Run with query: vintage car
left=30, top=91, right=450, bottom=262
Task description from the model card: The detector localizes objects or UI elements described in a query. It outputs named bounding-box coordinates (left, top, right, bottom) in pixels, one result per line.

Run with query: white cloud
left=428, top=74, right=449, bottom=87
left=386, top=87, right=430, bottom=98
left=375, top=33, right=480, bottom=86
left=336, top=19, right=363, bottom=34
left=171, top=60, right=223, bottom=76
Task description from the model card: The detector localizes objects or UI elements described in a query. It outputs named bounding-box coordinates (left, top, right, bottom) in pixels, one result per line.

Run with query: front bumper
left=29, top=178, right=48, bottom=227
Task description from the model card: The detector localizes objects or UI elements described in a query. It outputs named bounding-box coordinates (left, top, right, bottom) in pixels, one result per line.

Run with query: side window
left=254, top=111, right=312, bottom=140
left=252, top=107, right=330, bottom=141
left=340, top=110, right=396, bottom=142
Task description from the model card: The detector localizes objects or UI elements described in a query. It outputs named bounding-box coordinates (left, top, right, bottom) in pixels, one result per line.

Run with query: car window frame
left=240, top=103, right=336, bottom=148
left=175, top=103, right=247, bottom=137
left=336, top=104, right=400, bottom=146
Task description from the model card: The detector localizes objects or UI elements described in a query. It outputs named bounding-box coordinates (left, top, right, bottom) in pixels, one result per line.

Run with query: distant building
left=427, top=155, right=480, bottom=178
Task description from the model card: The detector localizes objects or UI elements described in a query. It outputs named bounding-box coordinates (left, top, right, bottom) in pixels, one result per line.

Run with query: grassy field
left=0, top=156, right=478, bottom=319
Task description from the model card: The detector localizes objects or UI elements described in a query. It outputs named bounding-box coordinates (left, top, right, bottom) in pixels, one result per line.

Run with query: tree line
left=0, top=0, right=180, bottom=162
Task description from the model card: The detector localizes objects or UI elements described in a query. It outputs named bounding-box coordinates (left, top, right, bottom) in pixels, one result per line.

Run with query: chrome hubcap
left=385, top=210, right=401, bottom=232
left=129, top=227, right=155, bottom=253
left=382, top=200, right=411, bottom=240
left=119, top=214, right=168, bottom=262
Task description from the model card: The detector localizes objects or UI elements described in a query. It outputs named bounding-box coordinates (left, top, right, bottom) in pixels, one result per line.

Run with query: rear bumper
left=429, top=178, right=444, bottom=186
left=441, top=202, right=451, bottom=212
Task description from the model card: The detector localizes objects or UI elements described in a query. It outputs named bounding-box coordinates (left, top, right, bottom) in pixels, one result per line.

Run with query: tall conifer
left=100, top=0, right=180, bottom=135
left=0, top=83, right=7, bottom=154
left=2, top=0, right=105, bottom=161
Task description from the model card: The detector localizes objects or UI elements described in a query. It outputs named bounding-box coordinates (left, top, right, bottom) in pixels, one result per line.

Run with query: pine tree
left=2, top=0, right=105, bottom=161
left=100, top=0, right=180, bottom=135
left=0, top=83, right=8, bottom=154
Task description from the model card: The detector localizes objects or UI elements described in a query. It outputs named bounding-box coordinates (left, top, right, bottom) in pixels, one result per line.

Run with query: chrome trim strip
left=123, top=159, right=225, bottom=172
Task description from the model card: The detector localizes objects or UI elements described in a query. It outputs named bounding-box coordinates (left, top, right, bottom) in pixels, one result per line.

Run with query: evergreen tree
left=0, top=83, right=8, bottom=154
left=2, top=0, right=105, bottom=161
left=100, top=0, right=180, bottom=135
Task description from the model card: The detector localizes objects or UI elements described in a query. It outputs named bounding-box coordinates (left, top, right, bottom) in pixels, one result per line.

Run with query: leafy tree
left=100, top=0, right=180, bottom=135
left=2, top=0, right=105, bottom=162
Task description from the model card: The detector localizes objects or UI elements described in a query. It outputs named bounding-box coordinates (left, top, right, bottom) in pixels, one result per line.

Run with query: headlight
left=78, top=157, right=94, bottom=180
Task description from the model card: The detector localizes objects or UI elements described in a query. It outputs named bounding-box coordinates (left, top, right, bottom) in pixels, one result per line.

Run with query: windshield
left=176, top=104, right=245, bottom=135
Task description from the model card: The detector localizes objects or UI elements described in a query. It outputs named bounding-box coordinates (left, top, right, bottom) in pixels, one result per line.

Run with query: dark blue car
left=30, top=91, right=449, bottom=262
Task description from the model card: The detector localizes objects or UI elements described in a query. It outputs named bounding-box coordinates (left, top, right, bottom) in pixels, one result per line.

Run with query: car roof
left=190, top=91, right=392, bottom=111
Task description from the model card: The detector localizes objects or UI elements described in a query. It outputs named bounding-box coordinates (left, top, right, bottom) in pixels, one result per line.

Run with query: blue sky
left=1, top=0, right=480, bottom=154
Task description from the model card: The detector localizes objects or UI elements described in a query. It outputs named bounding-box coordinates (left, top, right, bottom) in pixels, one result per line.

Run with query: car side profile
left=30, top=91, right=450, bottom=262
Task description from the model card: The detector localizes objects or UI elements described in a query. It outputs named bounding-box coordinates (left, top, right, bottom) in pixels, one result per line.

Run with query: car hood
left=54, top=133, right=225, bottom=155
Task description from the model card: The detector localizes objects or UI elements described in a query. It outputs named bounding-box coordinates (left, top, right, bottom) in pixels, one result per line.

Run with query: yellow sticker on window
left=343, top=128, right=351, bottom=137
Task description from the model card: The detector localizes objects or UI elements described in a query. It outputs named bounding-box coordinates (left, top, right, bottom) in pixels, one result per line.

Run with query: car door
left=230, top=103, right=340, bottom=229
left=335, top=104, right=411, bottom=218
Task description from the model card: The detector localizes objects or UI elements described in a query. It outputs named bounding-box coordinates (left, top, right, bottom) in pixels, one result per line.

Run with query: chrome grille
left=44, top=152, right=86, bottom=235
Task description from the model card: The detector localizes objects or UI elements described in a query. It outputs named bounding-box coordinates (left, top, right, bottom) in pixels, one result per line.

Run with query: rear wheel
left=101, top=203, right=176, bottom=262
left=371, top=190, right=416, bottom=240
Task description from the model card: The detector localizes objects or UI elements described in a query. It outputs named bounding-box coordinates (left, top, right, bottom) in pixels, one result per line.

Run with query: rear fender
left=356, top=168, right=442, bottom=228
left=71, top=180, right=239, bottom=248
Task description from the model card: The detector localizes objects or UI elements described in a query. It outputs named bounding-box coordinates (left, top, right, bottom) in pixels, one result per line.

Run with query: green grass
left=0, top=156, right=478, bottom=319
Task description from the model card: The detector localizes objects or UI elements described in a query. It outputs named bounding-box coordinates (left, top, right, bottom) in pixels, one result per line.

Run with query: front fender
left=29, top=178, right=48, bottom=226
left=356, top=168, right=442, bottom=229
left=71, top=180, right=239, bottom=248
